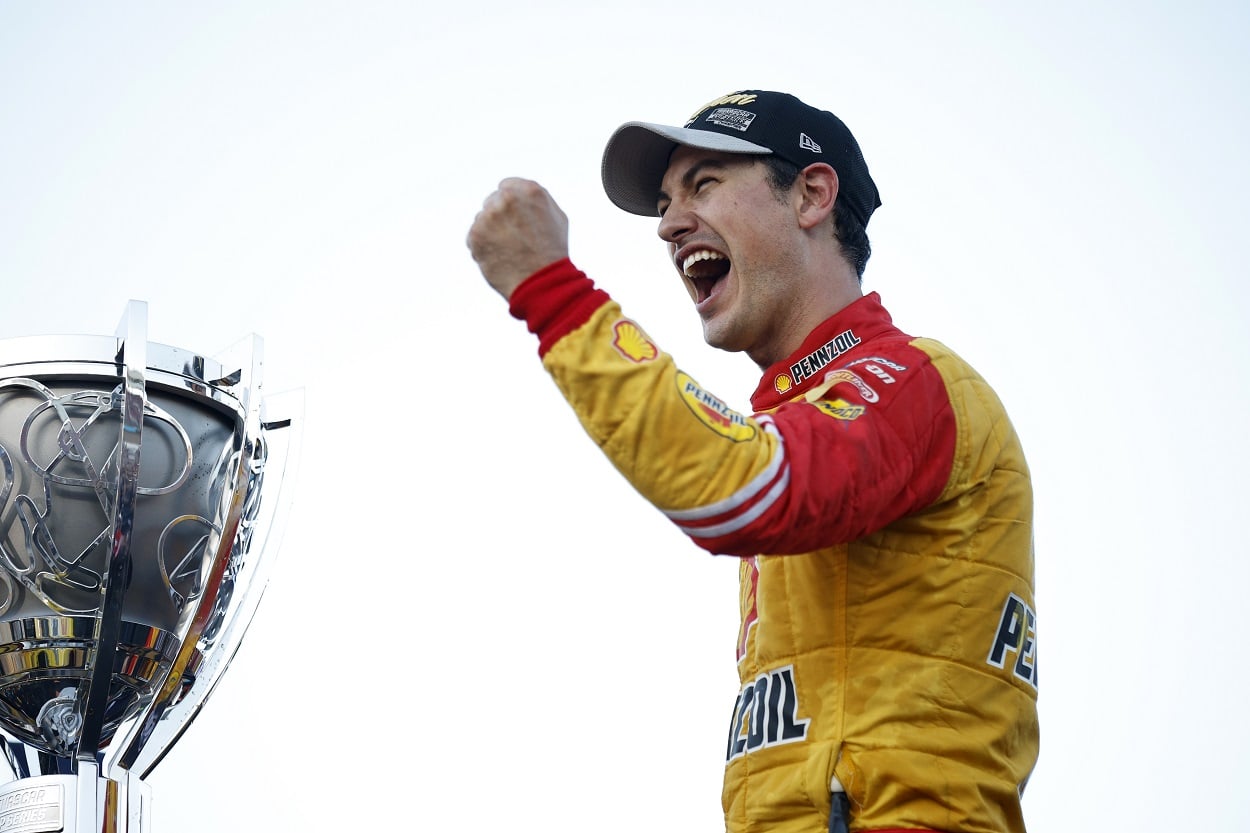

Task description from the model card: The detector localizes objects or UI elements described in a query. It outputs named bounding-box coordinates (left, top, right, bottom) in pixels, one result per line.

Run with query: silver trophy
left=0, top=301, right=300, bottom=832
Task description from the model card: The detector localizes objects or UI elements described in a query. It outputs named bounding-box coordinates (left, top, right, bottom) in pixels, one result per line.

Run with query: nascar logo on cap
left=705, top=108, right=756, bottom=132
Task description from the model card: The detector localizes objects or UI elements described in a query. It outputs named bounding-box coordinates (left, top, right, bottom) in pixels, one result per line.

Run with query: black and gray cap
left=601, top=90, right=881, bottom=227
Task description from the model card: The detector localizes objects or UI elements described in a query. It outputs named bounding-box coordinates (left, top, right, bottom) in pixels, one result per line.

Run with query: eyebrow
left=657, top=159, right=731, bottom=205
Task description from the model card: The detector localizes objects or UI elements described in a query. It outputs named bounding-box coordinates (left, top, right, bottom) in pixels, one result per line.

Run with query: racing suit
left=509, top=259, right=1039, bottom=833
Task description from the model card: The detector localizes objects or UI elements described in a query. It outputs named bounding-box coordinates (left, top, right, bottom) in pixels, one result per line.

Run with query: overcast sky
left=1, top=2, right=1248, bottom=831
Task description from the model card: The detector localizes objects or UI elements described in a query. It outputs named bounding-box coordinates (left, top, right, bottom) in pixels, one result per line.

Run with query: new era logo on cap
left=799, top=133, right=822, bottom=153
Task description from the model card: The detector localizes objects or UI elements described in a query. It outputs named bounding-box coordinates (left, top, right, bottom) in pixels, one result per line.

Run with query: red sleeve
left=508, top=258, right=611, bottom=358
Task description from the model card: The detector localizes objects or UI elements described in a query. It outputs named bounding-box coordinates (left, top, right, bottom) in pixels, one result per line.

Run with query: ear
left=795, top=163, right=838, bottom=231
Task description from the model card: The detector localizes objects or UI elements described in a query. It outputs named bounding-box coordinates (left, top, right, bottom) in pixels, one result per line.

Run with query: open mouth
left=682, top=250, right=731, bottom=303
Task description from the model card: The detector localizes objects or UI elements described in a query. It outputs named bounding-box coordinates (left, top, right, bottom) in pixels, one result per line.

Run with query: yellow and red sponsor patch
left=612, top=319, right=658, bottom=363
left=813, top=397, right=866, bottom=421
left=677, top=371, right=756, bottom=441
left=773, top=373, right=793, bottom=395
left=818, top=368, right=879, bottom=403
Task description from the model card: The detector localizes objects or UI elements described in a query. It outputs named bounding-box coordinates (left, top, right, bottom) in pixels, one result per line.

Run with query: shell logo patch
left=814, top=398, right=866, bottom=421
left=677, top=371, right=756, bottom=442
left=612, top=319, right=658, bottom=363
left=773, top=374, right=793, bottom=395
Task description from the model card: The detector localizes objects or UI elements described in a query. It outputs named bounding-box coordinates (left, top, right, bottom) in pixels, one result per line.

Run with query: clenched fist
left=467, top=178, right=570, bottom=300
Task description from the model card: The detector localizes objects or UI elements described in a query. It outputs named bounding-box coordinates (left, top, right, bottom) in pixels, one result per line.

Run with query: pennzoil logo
left=774, top=374, right=793, bottom=395
left=612, top=319, right=658, bottom=363
left=726, top=665, right=810, bottom=762
left=677, top=371, right=755, bottom=441
left=820, top=369, right=878, bottom=403
left=987, top=593, right=1038, bottom=690
left=790, top=329, right=860, bottom=384
left=814, top=397, right=865, bottom=421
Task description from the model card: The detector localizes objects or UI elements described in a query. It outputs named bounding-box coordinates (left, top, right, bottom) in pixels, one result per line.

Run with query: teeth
left=682, top=250, right=725, bottom=276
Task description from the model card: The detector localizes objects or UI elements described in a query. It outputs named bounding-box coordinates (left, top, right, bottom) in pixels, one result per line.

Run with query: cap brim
left=601, top=121, right=773, bottom=217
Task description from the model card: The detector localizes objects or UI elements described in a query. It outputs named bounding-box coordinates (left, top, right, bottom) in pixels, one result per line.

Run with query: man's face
left=656, top=147, right=806, bottom=365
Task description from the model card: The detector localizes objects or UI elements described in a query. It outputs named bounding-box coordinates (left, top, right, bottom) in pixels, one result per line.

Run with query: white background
left=1, top=2, right=1248, bottom=830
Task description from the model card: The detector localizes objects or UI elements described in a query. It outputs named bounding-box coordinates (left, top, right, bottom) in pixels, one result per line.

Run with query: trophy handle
left=75, top=300, right=149, bottom=762
left=121, top=377, right=304, bottom=779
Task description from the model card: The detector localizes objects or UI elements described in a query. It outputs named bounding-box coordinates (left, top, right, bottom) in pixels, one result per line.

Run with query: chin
left=701, top=321, right=746, bottom=354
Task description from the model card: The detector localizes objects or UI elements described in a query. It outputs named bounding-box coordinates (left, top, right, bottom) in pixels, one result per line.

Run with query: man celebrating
left=467, top=90, right=1038, bottom=833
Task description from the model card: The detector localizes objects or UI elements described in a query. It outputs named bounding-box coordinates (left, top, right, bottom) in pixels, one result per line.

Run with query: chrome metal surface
left=0, top=302, right=300, bottom=832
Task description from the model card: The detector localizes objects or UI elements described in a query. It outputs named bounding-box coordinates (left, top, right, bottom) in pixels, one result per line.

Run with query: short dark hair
left=760, top=156, right=872, bottom=279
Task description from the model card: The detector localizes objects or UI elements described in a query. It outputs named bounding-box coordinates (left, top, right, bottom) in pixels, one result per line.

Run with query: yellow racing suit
left=509, top=260, right=1038, bottom=833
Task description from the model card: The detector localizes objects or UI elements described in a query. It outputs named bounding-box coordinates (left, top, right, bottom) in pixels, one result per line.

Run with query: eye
left=694, top=176, right=717, bottom=193
left=657, top=201, right=670, bottom=218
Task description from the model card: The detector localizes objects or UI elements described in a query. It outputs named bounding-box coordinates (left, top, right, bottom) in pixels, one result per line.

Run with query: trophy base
left=0, top=765, right=151, bottom=833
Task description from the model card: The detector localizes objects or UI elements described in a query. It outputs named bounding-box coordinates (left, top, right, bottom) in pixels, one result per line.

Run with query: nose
left=657, top=201, right=695, bottom=244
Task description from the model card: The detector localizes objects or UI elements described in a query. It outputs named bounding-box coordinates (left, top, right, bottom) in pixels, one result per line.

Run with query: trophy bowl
left=0, top=301, right=299, bottom=833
